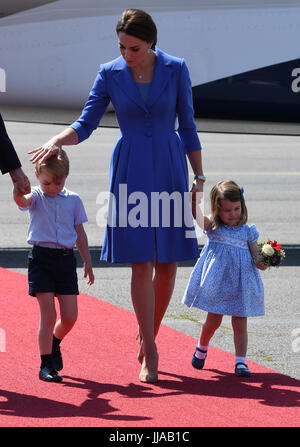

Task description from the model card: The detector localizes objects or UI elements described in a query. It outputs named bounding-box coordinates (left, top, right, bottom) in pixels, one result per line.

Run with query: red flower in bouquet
left=268, top=240, right=282, bottom=252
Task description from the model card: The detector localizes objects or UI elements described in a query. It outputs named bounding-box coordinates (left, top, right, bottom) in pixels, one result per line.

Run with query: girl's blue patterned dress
left=182, top=224, right=264, bottom=317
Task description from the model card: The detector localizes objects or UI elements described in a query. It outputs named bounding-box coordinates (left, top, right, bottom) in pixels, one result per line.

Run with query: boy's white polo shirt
left=20, top=186, right=88, bottom=249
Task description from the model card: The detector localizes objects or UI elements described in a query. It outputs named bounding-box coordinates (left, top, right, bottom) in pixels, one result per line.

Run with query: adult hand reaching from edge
left=10, top=167, right=31, bottom=195
left=28, top=128, right=79, bottom=164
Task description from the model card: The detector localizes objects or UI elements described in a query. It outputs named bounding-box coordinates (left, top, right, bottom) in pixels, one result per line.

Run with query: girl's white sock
left=235, top=356, right=247, bottom=368
left=195, top=343, right=208, bottom=359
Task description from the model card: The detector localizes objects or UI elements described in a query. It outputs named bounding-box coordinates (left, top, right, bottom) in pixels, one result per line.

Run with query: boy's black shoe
left=39, top=366, right=63, bottom=383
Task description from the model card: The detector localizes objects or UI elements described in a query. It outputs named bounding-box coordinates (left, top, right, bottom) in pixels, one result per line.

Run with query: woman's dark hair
left=116, top=8, right=157, bottom=49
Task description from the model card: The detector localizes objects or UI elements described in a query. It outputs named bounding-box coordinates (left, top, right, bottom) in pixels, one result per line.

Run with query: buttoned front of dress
left=71, top=48, right=202, bottom=263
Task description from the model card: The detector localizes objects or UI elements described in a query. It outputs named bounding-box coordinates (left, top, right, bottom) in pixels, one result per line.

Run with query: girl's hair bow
left=240, top=187, right=244, bottom=201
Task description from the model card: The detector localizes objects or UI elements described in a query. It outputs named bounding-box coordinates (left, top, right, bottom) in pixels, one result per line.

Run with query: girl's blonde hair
left=35, top=149, right=69, bottom=181
left=210, top=180, right=248, bottom=230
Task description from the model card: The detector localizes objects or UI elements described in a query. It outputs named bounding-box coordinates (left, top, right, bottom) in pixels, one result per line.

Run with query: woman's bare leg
left=131, top=261, right=158, bottom=382
left=137, top=261, right=177, bottom=364
left=153, top=261, right=177, bottom=337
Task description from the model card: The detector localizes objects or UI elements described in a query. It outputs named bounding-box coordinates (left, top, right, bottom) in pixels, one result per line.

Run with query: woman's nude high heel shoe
left=139, top=349, right=158, bottom=383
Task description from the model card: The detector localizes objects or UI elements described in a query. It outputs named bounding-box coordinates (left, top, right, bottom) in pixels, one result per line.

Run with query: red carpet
left=0, top=267, right=299, bottom=427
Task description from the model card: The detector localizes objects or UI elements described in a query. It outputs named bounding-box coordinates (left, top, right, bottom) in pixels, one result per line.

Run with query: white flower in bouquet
left=261, top=243, right=274, bottom=256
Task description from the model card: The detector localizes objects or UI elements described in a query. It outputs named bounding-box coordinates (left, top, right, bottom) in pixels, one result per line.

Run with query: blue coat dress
left=71, top=48, right=202, bottom=263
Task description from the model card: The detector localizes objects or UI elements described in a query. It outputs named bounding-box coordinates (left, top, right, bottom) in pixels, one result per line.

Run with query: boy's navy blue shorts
left=28, top=245, right=79, bottom=297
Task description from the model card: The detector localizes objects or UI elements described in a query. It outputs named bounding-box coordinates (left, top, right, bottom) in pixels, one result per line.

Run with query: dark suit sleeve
left=0, top=113, right=21, bottom=175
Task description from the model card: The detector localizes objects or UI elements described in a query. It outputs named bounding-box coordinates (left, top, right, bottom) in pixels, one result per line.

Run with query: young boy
left=13, top=150, right=94, bottom=383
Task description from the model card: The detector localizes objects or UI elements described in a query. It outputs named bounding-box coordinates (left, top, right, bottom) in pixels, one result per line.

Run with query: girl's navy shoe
left=191, top=347, right=207, bottom=370
left=235, top=362, right=251, bottom=377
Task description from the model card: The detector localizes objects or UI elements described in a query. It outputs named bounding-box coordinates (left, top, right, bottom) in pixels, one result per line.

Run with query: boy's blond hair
left=35, top=149, right=69, bottom=180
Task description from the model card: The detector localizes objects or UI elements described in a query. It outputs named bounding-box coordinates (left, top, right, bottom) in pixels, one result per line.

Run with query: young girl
left=182, top=180, right=266, bottom=376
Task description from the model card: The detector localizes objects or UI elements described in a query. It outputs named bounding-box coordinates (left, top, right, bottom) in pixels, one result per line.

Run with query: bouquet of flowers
left=259, top=240, right=285, bottom=267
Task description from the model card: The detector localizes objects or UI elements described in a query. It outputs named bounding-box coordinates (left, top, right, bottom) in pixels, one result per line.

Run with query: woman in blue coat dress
left=30, top=9, right=205, bottom=383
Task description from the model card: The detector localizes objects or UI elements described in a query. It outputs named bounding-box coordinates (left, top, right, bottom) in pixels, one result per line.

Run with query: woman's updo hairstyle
left=116, top=8, right=157, bottom=49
